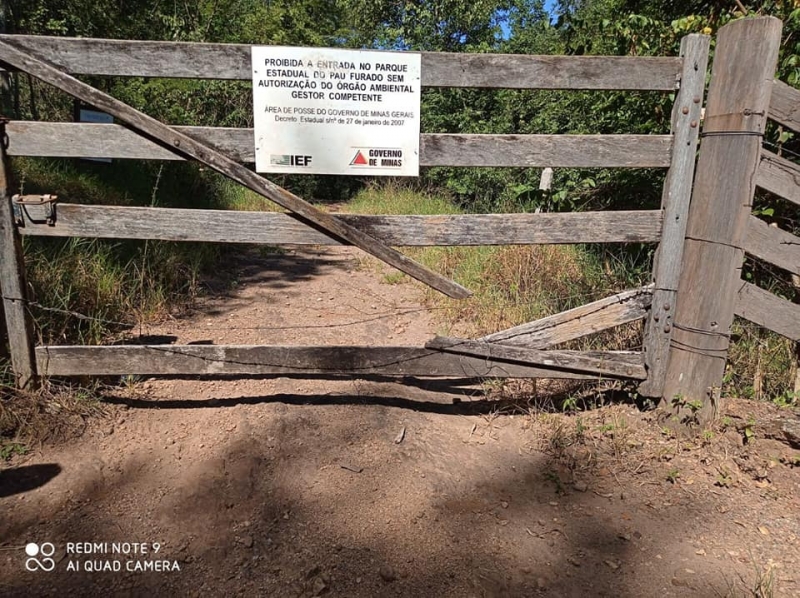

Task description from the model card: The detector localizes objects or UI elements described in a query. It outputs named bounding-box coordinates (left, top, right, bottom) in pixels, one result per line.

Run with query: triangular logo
left=350, top=150, right=368, bottom=166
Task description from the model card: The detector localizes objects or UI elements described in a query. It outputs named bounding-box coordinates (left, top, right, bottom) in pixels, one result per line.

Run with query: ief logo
left=25, top=542, right=55, bottom=572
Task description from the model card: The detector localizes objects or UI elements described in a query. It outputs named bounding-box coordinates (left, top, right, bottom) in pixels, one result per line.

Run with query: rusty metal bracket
left=12, top=194, right=58, bottom=226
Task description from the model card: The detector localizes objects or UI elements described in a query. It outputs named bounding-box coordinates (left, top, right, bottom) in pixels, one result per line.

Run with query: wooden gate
left=0, top=17, right=790, bottom=417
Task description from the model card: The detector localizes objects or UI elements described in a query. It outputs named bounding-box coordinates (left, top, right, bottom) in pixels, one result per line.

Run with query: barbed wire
left=4, top=296, right=135, bottom=328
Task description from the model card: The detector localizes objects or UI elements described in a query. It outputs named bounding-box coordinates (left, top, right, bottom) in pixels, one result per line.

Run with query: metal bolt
left=693, top=96, right=701, bottom=104
left=663, top=324, right=671, bottom=333
left=173, top=139, right=181, bottom=147
left=664, top=304, right=671, bottom=311
left=653, top=314, right=660, bottom=322
left=690, top=120, right=698, bottom=128
left=681, top=106, right=689, bottom=115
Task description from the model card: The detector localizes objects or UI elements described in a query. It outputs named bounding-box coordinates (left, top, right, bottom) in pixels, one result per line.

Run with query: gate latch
left=12, top=194, right=58, bottom=226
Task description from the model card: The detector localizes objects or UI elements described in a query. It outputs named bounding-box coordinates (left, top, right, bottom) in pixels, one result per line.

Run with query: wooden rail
left=426, top=336, right=646, bottom=379
left=0, top=34, right=682, bottom=90
left=769, top=79, right=800, bottom=132
left=735, top=282, right=800, bottom=342
left=744, top=216, right=800, bottom=276
left=6, top=123, right=674, bottom=168
left=482, top=286, right=653, bottom=347
left=34, top=345, right=624, bottom=379
left=756, top=150, right=800, bottom=207
left=15, top=205, right=663, bottom=246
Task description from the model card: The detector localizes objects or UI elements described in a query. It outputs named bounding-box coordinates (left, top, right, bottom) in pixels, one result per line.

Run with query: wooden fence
left=736, top=82, right=800, bottom=346
left=0, top=17, right=793, bottom=424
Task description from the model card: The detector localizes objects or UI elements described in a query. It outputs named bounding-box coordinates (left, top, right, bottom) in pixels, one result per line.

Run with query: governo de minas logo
left=25, top=542, right=56, bottom=572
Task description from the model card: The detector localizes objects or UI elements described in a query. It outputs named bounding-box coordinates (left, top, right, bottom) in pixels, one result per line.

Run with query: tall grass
left=345, top=183, right=796, bottom=401
left=11, top=157, right=275, bottom=345
left=345, top=183, right=650, bottom=345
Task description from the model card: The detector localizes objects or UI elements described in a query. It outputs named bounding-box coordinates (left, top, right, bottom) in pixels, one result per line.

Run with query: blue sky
left=498, top=0, right=559, bottom=40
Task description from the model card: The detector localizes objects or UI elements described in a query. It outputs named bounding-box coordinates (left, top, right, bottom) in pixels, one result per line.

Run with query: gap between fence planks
left=480, top=286, right=653, bottom=349
left=15, top=204, right=664, bottom=246
left=734, top=282, right=800, bottom=342
left=744, top=216, right=800, bottom=277
left=425, top=336, right=646, bottom=379
left=769, top=80, right=800, bottom=132
left=756, top=150, right=800, bottom=207
left=0, top=34, right=683, bottom=90
left=0, top=40, right=470, bottom=300
left=35, top=345, right=609, bottom=379
left=5, top=122, right=674, bottom=168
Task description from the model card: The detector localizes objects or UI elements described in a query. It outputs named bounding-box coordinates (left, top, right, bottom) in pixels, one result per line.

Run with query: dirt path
left=1, top=246, right=799, bottom=597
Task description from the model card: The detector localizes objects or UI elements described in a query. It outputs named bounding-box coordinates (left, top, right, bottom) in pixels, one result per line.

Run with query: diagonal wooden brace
left=0, top=40, right=471, bottom=299
left=425, top=336, right=646, bottom=379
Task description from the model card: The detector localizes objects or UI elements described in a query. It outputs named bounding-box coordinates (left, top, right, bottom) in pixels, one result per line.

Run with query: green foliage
left=0, top=441, right=28, bottom=461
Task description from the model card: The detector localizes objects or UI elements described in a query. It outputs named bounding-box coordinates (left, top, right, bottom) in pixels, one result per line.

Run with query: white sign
left=252, top=46, right=421, bottom=176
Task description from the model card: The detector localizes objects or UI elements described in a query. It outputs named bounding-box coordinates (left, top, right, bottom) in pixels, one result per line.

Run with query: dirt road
left=1, top=246, right=799, bottom=597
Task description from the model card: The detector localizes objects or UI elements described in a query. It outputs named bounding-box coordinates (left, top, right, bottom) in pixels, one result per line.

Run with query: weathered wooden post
left=0, top=119, right=38, bottom=388
left=0, top=0, right=10, bottom=362
left=662, top=17, right=782, bottom=426
left=639, top=33, right=710, bottom=398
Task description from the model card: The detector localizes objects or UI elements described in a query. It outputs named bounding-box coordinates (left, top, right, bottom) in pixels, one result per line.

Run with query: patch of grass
left=0, top=376, right=108, bottom=450
left=343, top=182, right=648, bottom=348
left=10, top=158, right=287, bottom=345
left=0, top=441, right=28, bottom=461
left=345, top=182, right=461, bottom=216
left=726, top=318, right=795, bottom=403
left=382, top=271, right=406, bottom=285
left=719, top=556, right=778, bottom=598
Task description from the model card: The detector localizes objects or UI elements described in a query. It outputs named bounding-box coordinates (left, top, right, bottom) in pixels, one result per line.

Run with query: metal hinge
left=12, top=194, right=58, bottom=226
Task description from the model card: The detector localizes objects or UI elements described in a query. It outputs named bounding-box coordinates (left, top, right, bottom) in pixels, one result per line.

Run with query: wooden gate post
left=661, top=17, right=782, bottom=426
left=0, top=121, right=38, bottom=388
left=639, top=33, right=710, bottom=398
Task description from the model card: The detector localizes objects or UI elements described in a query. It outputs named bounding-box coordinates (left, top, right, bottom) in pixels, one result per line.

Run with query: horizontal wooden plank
left=769, top=79, right=800, bottom=132
left=481, top=285, right=653, bottom=348
left=426, top=336, right=646, bottom=379
left=35, top=345, right=609, bottom=378
left=734, top=282, right=800, bottom=342
left=744, top=216, right=800, bottom=276
left=15, top=203, right=664, bottom=245
left=757, top=150, right=800, bottom=207
left=6, top=122, right=674, bottom=168
left=0, top=35, right=682, bottom=90
left=422, top=134, right=672, bottom=168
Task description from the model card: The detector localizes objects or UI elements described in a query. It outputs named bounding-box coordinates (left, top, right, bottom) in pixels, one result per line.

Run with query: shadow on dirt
left=0, top=464, right=62, bottom=498
left=0, top=392, right=737, bottom=597
left=201, top=250, right=354, bottom=304
left=99, top=383, right=635, bottom=416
